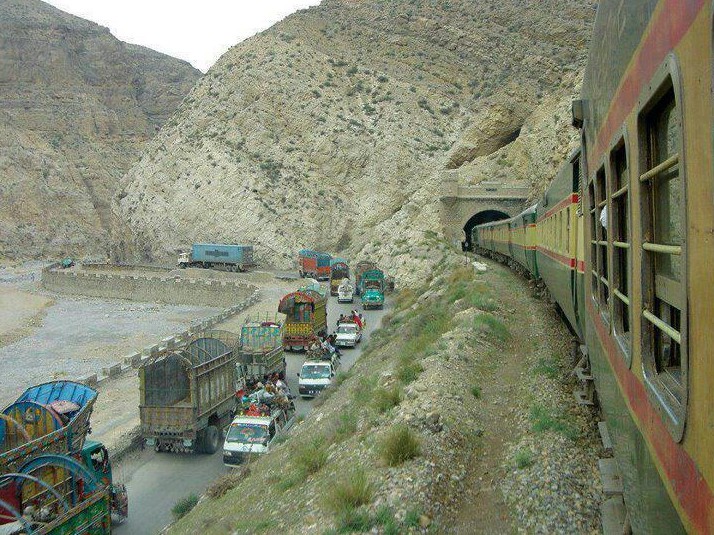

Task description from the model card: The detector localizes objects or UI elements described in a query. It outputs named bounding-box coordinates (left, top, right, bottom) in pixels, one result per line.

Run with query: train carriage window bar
left=639, top=81, right=687, bottom=416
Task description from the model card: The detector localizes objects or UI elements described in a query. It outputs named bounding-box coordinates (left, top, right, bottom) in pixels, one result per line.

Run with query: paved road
left=114, top=292, right=389, bottom=535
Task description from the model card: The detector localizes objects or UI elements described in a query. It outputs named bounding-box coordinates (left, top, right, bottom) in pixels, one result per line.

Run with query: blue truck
left=178, top=243, right=255, bottom=272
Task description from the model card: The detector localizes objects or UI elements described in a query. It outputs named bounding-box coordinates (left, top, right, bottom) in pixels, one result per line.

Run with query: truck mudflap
left=111, top=483, right=129, bottom=521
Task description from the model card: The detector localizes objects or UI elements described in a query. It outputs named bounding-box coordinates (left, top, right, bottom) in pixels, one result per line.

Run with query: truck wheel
left=202, top=425, right=220, bottom=454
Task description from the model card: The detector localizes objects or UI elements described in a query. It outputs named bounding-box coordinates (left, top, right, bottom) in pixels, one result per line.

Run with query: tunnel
left=462, top=209, right=511, bottom=251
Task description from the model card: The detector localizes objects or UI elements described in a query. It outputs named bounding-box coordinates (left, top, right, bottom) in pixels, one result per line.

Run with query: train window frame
left=608, top=132, right=632, bottom=365
left=590, top=163, right=610, bottom=322
left=636, top=54, right=688, bottom=442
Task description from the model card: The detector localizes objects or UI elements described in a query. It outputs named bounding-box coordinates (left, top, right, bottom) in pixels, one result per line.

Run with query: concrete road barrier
left=77, top=373, right=98, bottom=387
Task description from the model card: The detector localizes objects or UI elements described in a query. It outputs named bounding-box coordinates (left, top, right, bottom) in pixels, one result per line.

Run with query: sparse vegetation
left=533, top=356, right=560, bottom=378
left=530, top=404, right=579, bottom=440
left=380, top=424, right=421, bottom=466
left=171, top=494, right=198, bottom=520
left=373, top=386, right=402, bottom=413
left=470, top=385, right=482, bottom=398
left=325, top=468, right=373, bottom=517
left=473, top=313, right=510, bottom=341
left=514, top=448, right=535, bottom=469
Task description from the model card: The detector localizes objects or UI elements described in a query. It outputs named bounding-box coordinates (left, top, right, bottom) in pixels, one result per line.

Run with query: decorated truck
left=0, top=453, right=113, bottom=534
left=237, top=318, right=286, bottom=382
left=278, top=282, right=327, bottom=351
left=329, top=259, right=349, bottom=295
left=178, top=243, right=255, bottom=272
left=360, top=269, right=385, bottom=309
left=0, top=382, right=127, bottom=530
left=0, top=381, right=97, bottom=475
left=297, top=250, right=331, bottom=280
left=139, top=332, right=237, bottom=454
left=353, top=261, right=377, bottom=296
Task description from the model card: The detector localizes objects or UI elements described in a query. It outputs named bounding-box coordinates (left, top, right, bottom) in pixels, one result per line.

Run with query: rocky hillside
left=0, top=0, right=200, bottom=260
left=115, top=0, right=594, bottom=279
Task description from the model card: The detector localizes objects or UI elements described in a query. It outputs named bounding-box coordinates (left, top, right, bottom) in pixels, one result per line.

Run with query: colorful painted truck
left=237, top=318, right=286, bottom=382
left=0, top=381, right=97, bottom=475
left=178, top=243, right=255, bottom=272
left=139, top=333, right=237, bottom=454
left=279, top=282, right=327, bottom=351
left=0, top=451, right=119, bottom=534
left=360, top=269, right=385, bottom=310
left=297, top=250, right=331, bottom=280
left=353, top=261, right=377, bottom=296
left=329, top=259, right=349, bottom=295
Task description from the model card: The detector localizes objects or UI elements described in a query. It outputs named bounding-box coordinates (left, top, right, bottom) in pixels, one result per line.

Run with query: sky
left=44, top=1, right=322, bottom=72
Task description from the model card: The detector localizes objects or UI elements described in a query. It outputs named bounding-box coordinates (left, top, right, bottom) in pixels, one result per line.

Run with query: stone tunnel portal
left=462, top=209, right=510, bottom=250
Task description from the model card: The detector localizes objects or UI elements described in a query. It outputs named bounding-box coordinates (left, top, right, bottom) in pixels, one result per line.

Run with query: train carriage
left=535, top=152, right=583, bottom=339
left=470, top=1, right=714, bottom=532
left=576, top=1, right=714, bottom=532
left=508, top=205, right=539, bottom=278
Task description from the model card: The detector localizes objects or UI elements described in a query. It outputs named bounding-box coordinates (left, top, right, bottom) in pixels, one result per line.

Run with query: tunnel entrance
left=462, top=209, right=510, bottom=250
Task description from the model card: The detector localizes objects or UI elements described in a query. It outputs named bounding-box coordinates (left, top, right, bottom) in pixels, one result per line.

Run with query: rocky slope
left=115, top=0, right=594, bottom=279
left=0, top=0, right=200, bottom=260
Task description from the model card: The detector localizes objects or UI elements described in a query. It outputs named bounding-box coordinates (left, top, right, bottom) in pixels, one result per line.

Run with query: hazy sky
left=45, top=1, right=322, bottom=72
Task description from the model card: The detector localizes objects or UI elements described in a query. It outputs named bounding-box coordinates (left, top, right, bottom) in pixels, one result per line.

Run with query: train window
left=610, top=139, right=631, bottom=358
left=638, top=66, right=687, bottom=438
left=593, top=166, right=610, bottom=317
left=588, top=181, right=597, bottom=297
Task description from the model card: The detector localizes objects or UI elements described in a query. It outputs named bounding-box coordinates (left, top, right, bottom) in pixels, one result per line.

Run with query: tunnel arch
left=462, top=209, right=511, bottom=250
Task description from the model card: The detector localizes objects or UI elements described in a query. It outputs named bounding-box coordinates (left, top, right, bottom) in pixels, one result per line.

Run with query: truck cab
left=297, top=360, right=335, bottom=398
left=80, top=440, right=128, bottom=521
left=335, top=321, right=362, bottom=347
left=223, top=406, right=295, bottom=466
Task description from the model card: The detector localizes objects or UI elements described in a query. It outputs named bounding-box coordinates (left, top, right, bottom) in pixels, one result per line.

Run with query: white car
left=223, top=408, right=295, bottom=466
left=335, top=322, right=362, bottom=347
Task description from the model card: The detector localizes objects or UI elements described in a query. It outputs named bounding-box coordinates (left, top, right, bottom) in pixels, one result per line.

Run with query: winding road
left=114, top=291, right=389, bottom=535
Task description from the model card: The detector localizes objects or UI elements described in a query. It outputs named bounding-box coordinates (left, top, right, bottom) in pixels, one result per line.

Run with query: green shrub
left=530, top=405, right=579, bottom=440
left=337, top=509, right=373, bottom=533
left=373, top=386, right=402, bottom=413
left=396, top=359, right=423, bottom=384
left=380, top=425, right=421, bottom=466
left=294, top=436, right=329, bottom=475
left=514, top=448, right=534, bottom=469
left=171, top=493, right=198, bottom=520
left=404, top=507, right=422, bottom=527
left=334, top=410, right=357, bottom=438
left=473, top=313, right=509, bottom=341
left=325, top=468, right=373, bottom=518
left=467, top=292, right=497, bottom=311
left=470, top=385, right=481, bottom=399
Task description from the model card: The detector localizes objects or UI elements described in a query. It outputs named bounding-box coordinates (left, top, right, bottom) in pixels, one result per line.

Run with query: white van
left=297, top=360, right=335, bottom=398
left=222, top=405, right=295, bottom=466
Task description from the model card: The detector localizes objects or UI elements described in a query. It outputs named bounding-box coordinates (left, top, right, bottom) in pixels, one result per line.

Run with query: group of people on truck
left=337, top=310, right=364, bottom=329
left=236, top=375, right=294, bottom=418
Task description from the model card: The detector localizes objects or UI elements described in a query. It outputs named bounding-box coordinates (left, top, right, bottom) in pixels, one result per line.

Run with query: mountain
left=114, top=0, right=594, bottom=281
left=0, top=0, right=200, bottom=260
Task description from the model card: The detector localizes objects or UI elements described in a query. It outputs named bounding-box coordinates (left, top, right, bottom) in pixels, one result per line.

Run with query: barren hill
left=0, top=0, right=200, bottom=259
left=115, top=0, right=594, bottom=282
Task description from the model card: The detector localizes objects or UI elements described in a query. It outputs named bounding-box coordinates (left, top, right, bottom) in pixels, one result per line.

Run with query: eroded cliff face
left=0, top=0, right=200, bottom=259
left=115, top=0, right=594, bottom=281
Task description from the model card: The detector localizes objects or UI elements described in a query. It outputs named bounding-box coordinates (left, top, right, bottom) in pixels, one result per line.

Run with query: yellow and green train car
left=471, top=1, right=714, bottom=531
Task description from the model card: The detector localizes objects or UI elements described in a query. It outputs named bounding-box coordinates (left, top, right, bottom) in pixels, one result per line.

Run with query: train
left=469, top=1, right=713, bottom=533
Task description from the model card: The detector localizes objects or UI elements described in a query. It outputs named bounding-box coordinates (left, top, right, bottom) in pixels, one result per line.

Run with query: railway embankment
left=166, top=254, right=602, bottom=534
